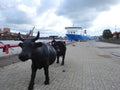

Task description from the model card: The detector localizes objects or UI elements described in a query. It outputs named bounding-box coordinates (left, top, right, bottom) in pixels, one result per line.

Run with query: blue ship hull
left=66, top=34, right=91, bottom=41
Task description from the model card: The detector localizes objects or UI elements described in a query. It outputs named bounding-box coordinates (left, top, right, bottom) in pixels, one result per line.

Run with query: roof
left=65, top=27, right=82, bottom=29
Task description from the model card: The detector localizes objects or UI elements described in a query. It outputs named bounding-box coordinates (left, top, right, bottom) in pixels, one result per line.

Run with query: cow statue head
left=18, top=31, right=41, bottom=61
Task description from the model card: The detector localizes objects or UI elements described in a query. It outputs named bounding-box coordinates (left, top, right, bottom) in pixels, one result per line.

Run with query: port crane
left=0, top=26, right=36, bottom=54
left=27, top=26, right=35, bottom=37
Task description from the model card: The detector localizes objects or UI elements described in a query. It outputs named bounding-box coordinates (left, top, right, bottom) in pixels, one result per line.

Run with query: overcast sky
left=0, top=0, right=120, bottom=37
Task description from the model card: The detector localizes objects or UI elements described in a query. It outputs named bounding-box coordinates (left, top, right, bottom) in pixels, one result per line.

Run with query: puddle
left=98, top=55, right=112, bottom=58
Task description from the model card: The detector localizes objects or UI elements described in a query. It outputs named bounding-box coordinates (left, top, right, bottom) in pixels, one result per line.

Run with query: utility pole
left=115, top=25, right=117, bottom=32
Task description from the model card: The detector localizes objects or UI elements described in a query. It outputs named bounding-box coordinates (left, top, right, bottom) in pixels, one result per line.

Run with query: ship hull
left=66, top=34, right=91, bottom=41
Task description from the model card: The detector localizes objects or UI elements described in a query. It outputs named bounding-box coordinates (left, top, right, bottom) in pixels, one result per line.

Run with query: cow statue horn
left=32, top=31, right=40, bottom=41
left=18, top=32, right=24, bottom=41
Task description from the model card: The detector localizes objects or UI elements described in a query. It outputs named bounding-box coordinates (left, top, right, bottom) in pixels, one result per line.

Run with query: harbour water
left=0, top=39, right=56, bottom=57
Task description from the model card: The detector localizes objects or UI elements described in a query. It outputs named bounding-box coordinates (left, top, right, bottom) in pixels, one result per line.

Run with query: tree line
left=102, top=29, right=119, bottom=39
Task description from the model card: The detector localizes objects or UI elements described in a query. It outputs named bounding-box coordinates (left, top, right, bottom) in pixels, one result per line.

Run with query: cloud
left=0, top=0, right=20, bottom=10
left=56, top=0, right=120, bottom=28
left=0, top=0, right=38, bottom=24
left=88, top=4, right=120, bottom=35
left=0, top=0, right=120, bottom=36
left=2, top=9, right=33, bottom=24
left=36, top=0, right=61, bottom=14
left=0, top=0, right=63, bottom=31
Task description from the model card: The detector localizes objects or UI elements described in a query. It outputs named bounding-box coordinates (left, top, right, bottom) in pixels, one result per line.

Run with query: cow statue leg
left=28, top=64, right=37, bottom=90
left=56, top=55, right=59, bottom=63
left=61, top=54, right=65, bottom=65
left=43, top=66, right=49, bottom=85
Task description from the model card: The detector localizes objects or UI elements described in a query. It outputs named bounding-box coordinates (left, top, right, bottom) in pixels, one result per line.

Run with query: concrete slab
left=93, top=41, right=120, bottom=57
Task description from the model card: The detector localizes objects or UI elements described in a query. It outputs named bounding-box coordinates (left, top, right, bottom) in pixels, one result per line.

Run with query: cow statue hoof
left=44, top=81, right=49, bottom=85
left=56, top=61, right=59, bottom=63
left=61, top=64, right=64, bottom=65
left=61, top=62, right=64, bottom=65
left=28, top=82, right=34, bottom=90
left=28, top=86, right=34, bottom=90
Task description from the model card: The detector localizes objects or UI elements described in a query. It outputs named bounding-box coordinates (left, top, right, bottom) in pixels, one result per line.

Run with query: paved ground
left=0, top=41, right=120, bottom=90
left=0, top=54, right=20, bottom=67
left=93, top=41, right=120, bottom=57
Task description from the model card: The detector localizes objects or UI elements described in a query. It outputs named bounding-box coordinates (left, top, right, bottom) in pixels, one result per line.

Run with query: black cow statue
left=18, top=32, right=56, bottom=90
left=51, top=36, right=66, bottom=65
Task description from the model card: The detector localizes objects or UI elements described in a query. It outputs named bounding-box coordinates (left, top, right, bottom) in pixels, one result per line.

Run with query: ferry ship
left=65, top=26, right=91, bottom=41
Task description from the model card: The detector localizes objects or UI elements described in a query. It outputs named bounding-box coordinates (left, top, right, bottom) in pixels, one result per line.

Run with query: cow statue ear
left=34, top=42, right=43, bottom=48
left=18, top=32, right=24, bottom=41
left=19, top=43, right=23, bottom=47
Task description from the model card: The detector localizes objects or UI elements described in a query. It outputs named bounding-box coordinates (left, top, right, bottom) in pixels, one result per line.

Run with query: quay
left=0, top=41, right=120, bottom=90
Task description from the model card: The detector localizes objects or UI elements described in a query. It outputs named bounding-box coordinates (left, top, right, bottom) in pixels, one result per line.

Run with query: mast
left=27, top=26, right=35, bottom=37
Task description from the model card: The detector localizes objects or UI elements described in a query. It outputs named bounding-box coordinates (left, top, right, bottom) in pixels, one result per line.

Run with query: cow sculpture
left=18, top=32, right=56, bottom=90
left=51, top=37, right=66, bottom=65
